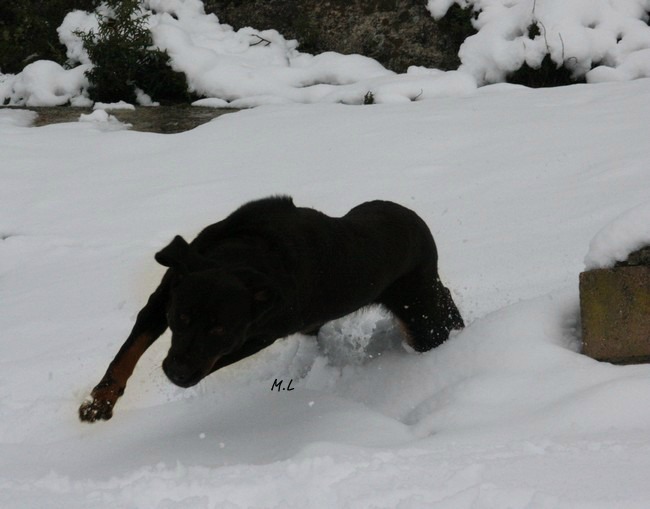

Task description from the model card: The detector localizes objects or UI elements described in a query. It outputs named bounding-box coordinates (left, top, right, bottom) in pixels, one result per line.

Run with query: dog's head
left=155, top=236, right=270, bottom=387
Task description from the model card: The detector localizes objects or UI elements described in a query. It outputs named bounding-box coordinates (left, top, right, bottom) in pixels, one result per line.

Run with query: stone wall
left=203, top=0, right=475, bottom=73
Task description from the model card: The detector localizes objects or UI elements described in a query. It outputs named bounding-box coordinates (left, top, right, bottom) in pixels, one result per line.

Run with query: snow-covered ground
left=2, top=78, right=650, bottom=508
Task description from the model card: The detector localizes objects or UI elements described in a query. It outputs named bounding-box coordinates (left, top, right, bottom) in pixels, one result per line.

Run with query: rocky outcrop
left=203, top=0, right=474, bottom=73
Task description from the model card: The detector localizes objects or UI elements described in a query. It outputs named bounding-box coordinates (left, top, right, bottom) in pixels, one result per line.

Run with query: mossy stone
left=580, top=266, right=650, bottom=364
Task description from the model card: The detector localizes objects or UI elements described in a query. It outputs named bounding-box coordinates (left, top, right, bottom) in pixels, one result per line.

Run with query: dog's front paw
left=79, top=396, right=114, bottom=422
left=79, top=378, right=124, bottom=423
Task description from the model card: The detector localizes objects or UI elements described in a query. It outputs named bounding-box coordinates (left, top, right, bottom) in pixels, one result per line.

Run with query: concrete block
left=580, top=265, right=650, bottom=364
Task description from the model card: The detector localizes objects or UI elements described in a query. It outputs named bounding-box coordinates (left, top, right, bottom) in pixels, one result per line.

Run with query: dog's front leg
left=79, top=274, right=171, bottom=423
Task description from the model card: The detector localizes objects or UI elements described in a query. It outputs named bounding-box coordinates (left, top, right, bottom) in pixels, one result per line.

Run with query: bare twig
left=250, top=34, right=272, bottom=47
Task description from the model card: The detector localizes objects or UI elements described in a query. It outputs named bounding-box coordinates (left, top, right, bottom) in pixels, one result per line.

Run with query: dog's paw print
left=79, top=397, right=114, bottom=422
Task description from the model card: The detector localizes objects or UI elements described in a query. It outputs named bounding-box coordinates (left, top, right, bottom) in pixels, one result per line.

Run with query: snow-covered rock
left=585, top=201, right=650, bottom=269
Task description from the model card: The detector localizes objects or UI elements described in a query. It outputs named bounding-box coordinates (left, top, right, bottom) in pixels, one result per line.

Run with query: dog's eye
left=209, top=325, right=225, bottom=336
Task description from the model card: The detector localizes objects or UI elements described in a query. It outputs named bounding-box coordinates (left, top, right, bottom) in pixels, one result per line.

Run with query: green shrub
left=363, top=91, right=375, bottom=104
left=77, top=0, right=191, bottom=104
left=0, top=0, right=98, bottom=74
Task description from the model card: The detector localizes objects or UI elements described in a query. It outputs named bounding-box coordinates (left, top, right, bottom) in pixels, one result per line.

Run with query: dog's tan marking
left=108, top=332, right=152, bottom=387
left=79, top=332, right=153, bottom=422
left=395, top=316, right=415, bottom=348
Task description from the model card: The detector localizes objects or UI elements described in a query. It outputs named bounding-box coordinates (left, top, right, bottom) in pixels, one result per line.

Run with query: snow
left=78, top=109, right=132, bottom=130
left=56, top=8, right=99, bottom=66
left=429, top=0, right=650, bottom=85
left=93, top=101, right=136, bottom=111
left=0, top=108, right=37, bottom=127
left=2, top=0, right=650, bottom=107
left=2, top=60, right=92, bottom=107
left=192, top=97, right=231, bottom=108
left=2, top=77, right=650, bottom=507
left=584, top=201, right=650, bottom=269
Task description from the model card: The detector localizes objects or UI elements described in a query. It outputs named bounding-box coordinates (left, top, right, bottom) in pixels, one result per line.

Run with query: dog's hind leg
left=378, top=267, right=464, bottom=352
left=300, top=325, right=322, bottom=336
left=79, top=273, right=171, bottom=423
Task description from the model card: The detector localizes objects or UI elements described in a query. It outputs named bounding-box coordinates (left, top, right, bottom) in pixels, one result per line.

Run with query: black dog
left=79, top=196, right=463, bottom=422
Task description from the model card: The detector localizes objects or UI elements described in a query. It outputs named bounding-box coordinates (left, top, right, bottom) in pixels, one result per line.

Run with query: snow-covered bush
left=6, top=60, right=91, bottom=107
left=75, top=0, right=190, bottom=104
left=428, top=0, right=650, bottom=85
left=0, top=0, right=97, bottom=74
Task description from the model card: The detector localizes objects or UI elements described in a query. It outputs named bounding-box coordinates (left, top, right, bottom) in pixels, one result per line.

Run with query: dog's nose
left=162, top=356, right=199, bottom=387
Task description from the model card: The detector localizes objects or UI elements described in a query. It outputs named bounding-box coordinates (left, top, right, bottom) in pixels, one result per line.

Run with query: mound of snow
left=585, top=201, right=650, bottom=269
left=0, top=108, right=37, bottom=127
left=57, top=8, right=100, bottom=65
left=79, top=109, right=131, bottom=130
left=192, top=97, right=230, bottom=108
left=2, top=61, right=91, bottom=107
left=93, top=101, right=136, bottom=111
left=316, top=308, right=405, bottom=367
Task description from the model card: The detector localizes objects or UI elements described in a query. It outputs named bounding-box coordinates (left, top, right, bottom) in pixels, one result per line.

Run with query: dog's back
left=192, top=197, right=440, bottom=325
left=194, top=196, right=434, bottom=285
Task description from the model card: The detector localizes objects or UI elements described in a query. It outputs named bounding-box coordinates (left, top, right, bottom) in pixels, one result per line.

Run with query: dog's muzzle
left=162, top=356, right=206, bottom=388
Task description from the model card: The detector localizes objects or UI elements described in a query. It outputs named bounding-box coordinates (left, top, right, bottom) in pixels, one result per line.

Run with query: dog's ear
left=155, top=236, right=191, bottom=274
